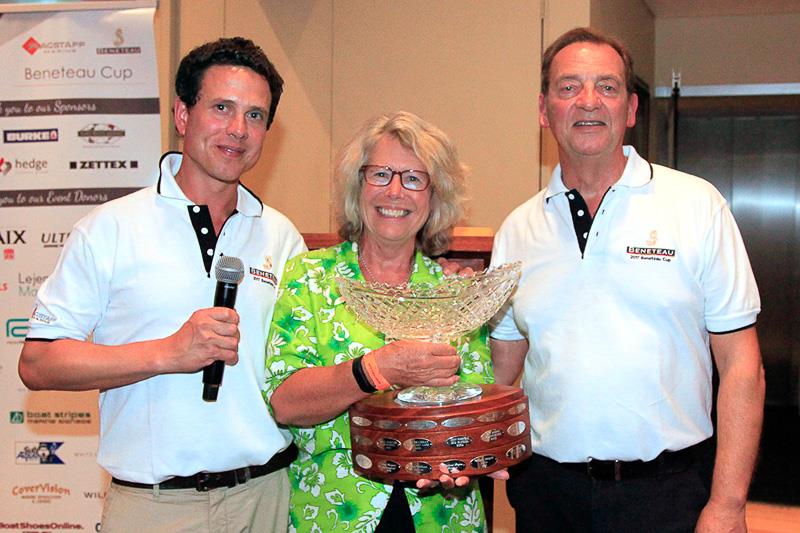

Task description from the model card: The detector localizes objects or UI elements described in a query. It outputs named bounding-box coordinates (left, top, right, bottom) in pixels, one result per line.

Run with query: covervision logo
left=22, top=36, right=85, bottom=55
left=4, top=128, right=59, bottom=143
left=69, top=159, right=138, bottom=169
left=78, top=123, right=125, bottom=145
left=250, top=267, right=277, bottom=288
left=11, top=482, right=71, bottom=504
left=626, top=246, right=676, bottom=263
left=15, top=441, right=65, bottom=464
left=96, top=28, right=141, bottom=55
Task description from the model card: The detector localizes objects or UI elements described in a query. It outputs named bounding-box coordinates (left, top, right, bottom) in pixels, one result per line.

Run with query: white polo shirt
left=491, top=146, right=760, bottom=463
left=28, top=153, right=307, bottom=483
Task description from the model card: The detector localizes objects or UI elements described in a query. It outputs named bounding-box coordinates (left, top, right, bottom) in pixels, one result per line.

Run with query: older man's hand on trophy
left=377, top=340, right=461, bottom=388
left=416, top=464, right=510, bottom=491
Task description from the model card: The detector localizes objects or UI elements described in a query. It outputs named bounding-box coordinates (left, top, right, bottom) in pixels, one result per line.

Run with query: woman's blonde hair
left=335, top=111, right=468, bottom=257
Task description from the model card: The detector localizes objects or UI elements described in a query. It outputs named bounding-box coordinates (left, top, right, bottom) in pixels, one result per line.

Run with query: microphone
left=202, top=255, right=245, bottom=402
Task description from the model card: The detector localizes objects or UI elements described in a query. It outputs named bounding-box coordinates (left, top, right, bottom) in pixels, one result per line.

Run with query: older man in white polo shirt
left=19, top=37, right=305, bottom=532
left=491, top=27, right=764, bottom=533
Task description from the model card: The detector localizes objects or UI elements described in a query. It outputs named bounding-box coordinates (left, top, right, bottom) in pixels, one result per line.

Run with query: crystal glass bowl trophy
left=337, top=262, right=533, bottom=480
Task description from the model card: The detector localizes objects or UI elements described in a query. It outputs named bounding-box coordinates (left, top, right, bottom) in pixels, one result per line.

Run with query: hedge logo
left=15, top=441, right=64, bottom=464
left=0, top=157, right=10, bottom=175
left=10, top=411, right=24, bottom=424
left=6, top=317, right=29, bottom=338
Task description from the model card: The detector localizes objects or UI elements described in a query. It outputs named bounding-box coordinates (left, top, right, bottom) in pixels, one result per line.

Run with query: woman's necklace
left=358, top=251, right=413, bottom=284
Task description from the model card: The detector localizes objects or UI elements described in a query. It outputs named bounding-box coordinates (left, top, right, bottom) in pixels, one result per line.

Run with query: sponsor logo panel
left=11, top=483, right=72, bottom=504
left=9, top=410, right=93, bottom=426
left=69, top=160, right=138, bottom=170
left=0, top=98, right=159, bottom=118
left=15, top=441, right=64, bottom=464
left=22, top=36, right=85, bottom=55
left=3, top=129, right=59, bottom=143
left=96, top=28, right=141, bottom=55
left=78, top=123, right=125, bottom=145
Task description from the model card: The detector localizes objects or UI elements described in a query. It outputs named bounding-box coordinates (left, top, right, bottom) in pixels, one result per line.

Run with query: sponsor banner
left=0, top=7, right=157, bottom=531
left=0, top=98, right=159, bottom=118
left=0, top=188, right=141, bottom=208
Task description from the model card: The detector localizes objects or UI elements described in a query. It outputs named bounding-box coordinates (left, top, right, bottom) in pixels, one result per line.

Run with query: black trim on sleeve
left=24, top=337, right=57, bottom=342
left=708, top=322, right=757, bottom=335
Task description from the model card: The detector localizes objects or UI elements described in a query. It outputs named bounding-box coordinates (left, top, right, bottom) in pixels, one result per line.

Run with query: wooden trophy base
left=349, top=384, right=532, bottom=481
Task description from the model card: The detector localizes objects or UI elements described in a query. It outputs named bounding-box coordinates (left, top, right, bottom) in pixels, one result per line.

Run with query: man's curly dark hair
left=175, top=37, right=284, bottom=130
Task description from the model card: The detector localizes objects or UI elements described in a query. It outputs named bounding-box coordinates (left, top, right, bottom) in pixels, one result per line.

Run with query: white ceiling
left=644, top=0, right=800, bottom=18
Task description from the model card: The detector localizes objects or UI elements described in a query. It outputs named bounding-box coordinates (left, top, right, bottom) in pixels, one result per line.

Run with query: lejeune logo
left=18, top=272, right=48, bottom=297
left=78, top=123, right=125, bottom=145
left=96, top=28, right=141, bottom=55
left=626, top=246, right=676, bottom=262
left=11, top=482, right=72, bottom=504
left=22, top=36, right=85, bottom=55
left=10, top=410, right=92, bottom=426
left=3, top=129, right=59, bottom=143
left=15, top=442, right=65, bottom=464
left=69, top=159, right=137, bottom=169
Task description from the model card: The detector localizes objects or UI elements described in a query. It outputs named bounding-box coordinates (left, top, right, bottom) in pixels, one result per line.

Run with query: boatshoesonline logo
left=15, top=442, right=64, bottom=464
left=4, top=129, right=59, bottom=143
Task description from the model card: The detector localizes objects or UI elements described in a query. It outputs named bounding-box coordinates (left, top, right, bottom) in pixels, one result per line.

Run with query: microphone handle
left=202, top=281, right=239, bottom=402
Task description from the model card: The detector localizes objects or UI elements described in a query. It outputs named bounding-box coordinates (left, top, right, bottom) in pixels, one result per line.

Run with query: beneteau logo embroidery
left=250, top=267, right=277, bottom=287
left=626, top=246, right=676, bottom=263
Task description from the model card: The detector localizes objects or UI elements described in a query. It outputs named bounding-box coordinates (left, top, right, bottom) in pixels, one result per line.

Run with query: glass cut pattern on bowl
left=336, top=261, right=521, bottom=343
left=337, top=262, right=521, bottom=406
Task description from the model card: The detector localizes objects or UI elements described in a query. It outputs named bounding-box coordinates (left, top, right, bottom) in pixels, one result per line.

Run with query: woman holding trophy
left=265, top=111, right=493, bottom=532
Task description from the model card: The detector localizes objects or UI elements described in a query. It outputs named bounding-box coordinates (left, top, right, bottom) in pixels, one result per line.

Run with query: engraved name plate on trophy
left=337, top=262, right=532, bottom=481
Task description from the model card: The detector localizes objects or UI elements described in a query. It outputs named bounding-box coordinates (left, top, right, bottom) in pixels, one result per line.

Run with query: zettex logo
left=16, top=442, right=65, bottom=464
left=4, top=129, right=59, bottom=143
left=70, top=159, right=138, bottom=170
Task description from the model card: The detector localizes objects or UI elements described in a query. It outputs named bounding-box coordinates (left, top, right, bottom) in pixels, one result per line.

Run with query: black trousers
left=375, top=481, right=416, bottom=532
left=507, top=442, right=714, bottom=533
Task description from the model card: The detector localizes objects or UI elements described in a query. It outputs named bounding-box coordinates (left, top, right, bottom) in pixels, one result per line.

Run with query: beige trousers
left=100, top=469, right=290, bottom=533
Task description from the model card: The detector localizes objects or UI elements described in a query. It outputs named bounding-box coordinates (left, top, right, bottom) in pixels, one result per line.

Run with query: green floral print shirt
left=264, top=240, right=493, bottom=533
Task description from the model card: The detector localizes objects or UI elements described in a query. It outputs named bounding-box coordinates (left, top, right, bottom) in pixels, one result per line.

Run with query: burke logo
left=4, top=129, right=59, bottom=143
left=15, top=442, right=64, bottom=464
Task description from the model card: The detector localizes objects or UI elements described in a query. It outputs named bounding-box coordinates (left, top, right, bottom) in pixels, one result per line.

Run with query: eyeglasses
left=359, top=165, right=431, bottom=192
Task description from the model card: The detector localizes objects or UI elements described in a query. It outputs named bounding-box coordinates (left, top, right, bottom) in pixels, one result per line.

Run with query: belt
left=552, top=439, right=709, bottom=481
left=111, top=444, right=297, bottom=492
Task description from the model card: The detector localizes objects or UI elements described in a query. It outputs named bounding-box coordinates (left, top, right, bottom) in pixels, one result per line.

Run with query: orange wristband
left=362, top=351, right=391, bottom=391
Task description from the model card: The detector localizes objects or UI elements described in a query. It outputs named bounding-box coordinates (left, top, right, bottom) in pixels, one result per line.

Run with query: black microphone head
left=215, top=255, right=244, bottom=284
